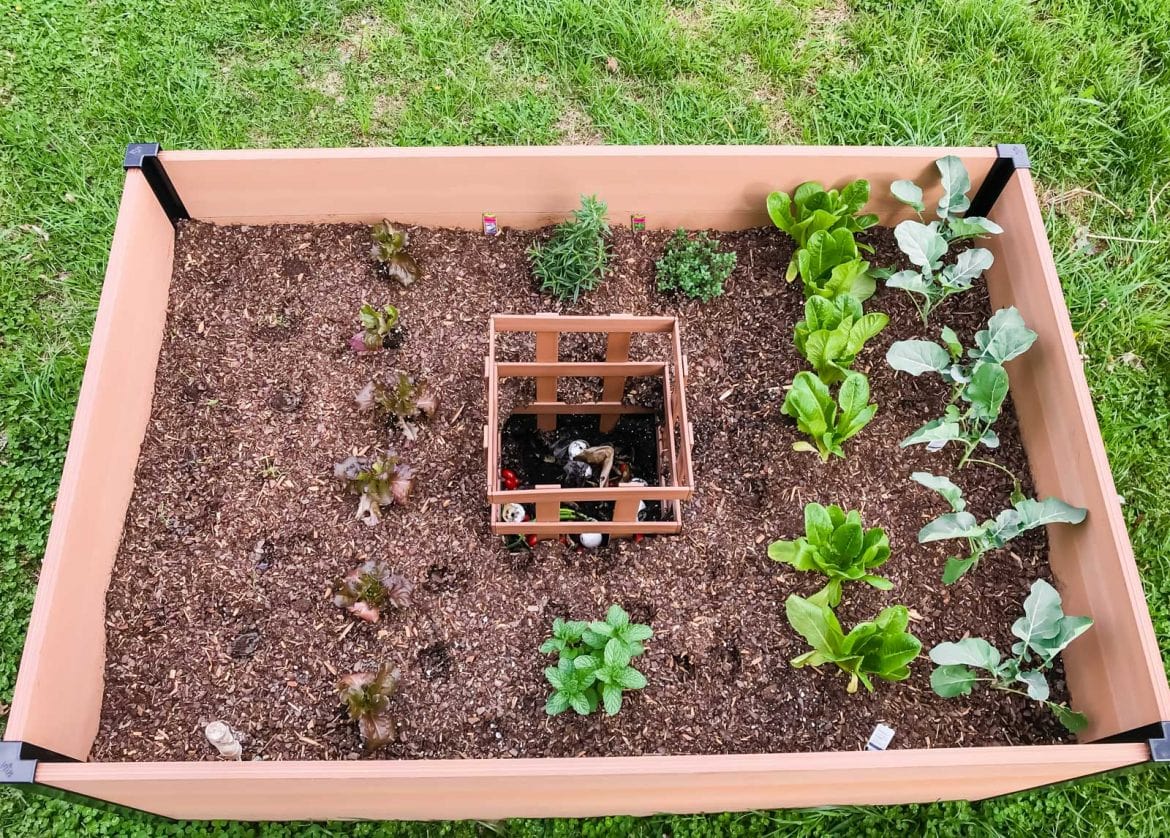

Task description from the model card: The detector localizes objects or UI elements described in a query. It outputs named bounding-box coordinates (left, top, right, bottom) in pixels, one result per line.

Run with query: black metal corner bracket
left=123, top=142, right=190, bottom=226
left=965, top=143, right=1031, bottom=219
left=0, top=739, right=77, bottom=785
left=1096, top=720, right=1170, bottom=762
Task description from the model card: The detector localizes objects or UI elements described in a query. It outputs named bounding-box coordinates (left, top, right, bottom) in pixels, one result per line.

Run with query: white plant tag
left=866, top=723, right=895, bottom=751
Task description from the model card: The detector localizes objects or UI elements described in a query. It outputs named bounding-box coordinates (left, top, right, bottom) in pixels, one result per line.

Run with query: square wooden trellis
left=484, top=313, right=694, bottom=539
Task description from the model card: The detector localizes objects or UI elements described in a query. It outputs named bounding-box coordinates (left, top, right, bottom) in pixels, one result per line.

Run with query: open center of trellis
left=485, top=313, right=694, bottom=539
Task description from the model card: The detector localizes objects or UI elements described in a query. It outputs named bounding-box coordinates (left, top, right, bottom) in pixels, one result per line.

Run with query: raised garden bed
left=2, top=145, right=1168, bottom=821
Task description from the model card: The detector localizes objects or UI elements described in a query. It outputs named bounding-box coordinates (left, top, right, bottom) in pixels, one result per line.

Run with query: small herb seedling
left=655, top=228, right=737, bottom=302
left=782, top=371, right=878, bottom=462
left=370, top=220, right=422, bottom=287
left=882, top=156, right=1003, bottom=323
left=350, top=303, right=401, bottom=353
left=767, top=179, right=877, bottom=282
left=333, top=451, right=415, bottom=526
left=541, top=604, right=652, bottom=717
left=529, top=195, right=610, bottom=302
left=333, top=559, right=414, bottom=622
left=338, top=665, right=401, bottom=749
left=356, top=372, right=439, bottom=439
left=768, top=502, right=892, bottom=606
left=794, top=294, right=888, bottom=384
left=785, top=595, right=921, bottom=693
left=912, top=471, right=1087, bottom=583
left=930, top=578, right=1092, bottom=732
left=887, top=307, right=1037, bottom=466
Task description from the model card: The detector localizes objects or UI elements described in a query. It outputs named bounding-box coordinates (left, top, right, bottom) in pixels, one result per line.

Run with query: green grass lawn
left=2, top=0, right=1169, bottom=833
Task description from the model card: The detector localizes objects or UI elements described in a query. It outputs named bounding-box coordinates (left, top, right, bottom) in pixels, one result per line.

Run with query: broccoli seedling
left=333, top=560, right=414, bottom=622
left=337, top=665, right=401, bottom=749
left=349, top=303, right=401, bottom=353
left=371, top=220, right=422, bottom=287
left=333, top=451, right=415, bottom=526
left=355, top=372, right=439, bottom=439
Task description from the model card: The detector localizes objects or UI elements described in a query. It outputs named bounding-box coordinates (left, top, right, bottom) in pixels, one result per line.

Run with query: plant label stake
left=630, top=214, right=646, bottom=231
left=866, top=723, right=895, bottom=751
left=482, top=213, right=499, bottom=236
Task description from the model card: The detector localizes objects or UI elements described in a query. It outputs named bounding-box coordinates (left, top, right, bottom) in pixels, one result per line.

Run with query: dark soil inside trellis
left=93, top=219, right=1073, bottom=763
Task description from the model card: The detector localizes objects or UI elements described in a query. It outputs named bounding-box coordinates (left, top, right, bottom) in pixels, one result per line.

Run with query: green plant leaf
left=894, top=219, right=947, bottom=268
left=901, top=418, right=962, bottom=448
left=942, top=247, right=993, bottom=288
left=911, top=471, right=967, bottom=512
left=1018, top=669, right=1050, bottom=701
left=940, top=326, right=963, bottom=359
left=785, top=594, right=845, bottom=658
left=935, top=155, right=972, bottom=218
left=931, top=664, right=979, bottom=697
left=891, top=179, right=925, bottom=212
left=1011, top=497, right=1088, bottom=532
left=545, top=691, right=571, bottom=715
left=886, top=340, right=951, bottom=375
left=947, top=216, right=1003, bottom=240
left=1052, top=705, right=1089, bottom=733
left=973, top=306, right=1038, bottom=364
left=919, top=511, right=984, bottom=543
left=929, top=637, right=1002, bottom=671
left=965, top=362, right=1010, bottom=420
left=837, top=372, right=870, bottom=421
left=617, top=667, right=648, bottom=690
left=601, top=684, right=623, bottom=716
left=1010, top=578, right=1066, bottom=651
left=885, top=269, right=930, bottom=297
left=942, top=555, right=979, bottom=584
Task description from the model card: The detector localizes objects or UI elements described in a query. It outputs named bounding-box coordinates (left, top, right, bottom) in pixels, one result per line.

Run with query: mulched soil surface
left=94, top=221, right=1072, bottom=762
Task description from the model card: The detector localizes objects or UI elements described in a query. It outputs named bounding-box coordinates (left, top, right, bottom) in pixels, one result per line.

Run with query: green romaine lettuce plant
left=767, top=179, right=877, bottom=282
left=887, top=307, right=1037, bottom=466
left=541, top=605, right=652, bottom=717
left=912, top=471, right=1087, bottom=583
left=337, top=665, right=401, bottom=749
left=529, top=195, right=610, bottom=302
left=890, top=155, right=1004, bottom=242
left=785, top=595, right=921, bottom=693
left=782, top=371, right=878, bottom=461
left=768, top=502, right=892, bottom=606
left=794, top=294, right=888, bottom=384
left=930, top=578, right=1092, bottom=732
left=371, top=220, right=422, bottom=287
left=793, top=228, right=875, bottom=301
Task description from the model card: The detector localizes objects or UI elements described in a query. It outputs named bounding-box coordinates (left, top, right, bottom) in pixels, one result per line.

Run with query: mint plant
left=349, top=303, right=401, bottom=353
left=655, top=228, right=737, bottom=302
left=767, top=179, right=877, bottom=283
left=912, top=471, right=1087, bottom=583
left=541, top=605, right=652, bottom=716
left=333, top=451, right=415, bottom=526
left=768, top=502, right=892, bottom=606
left=371, top=220, right=422, bottom=287
left=890, top=155, right=1004, bottom=242
left=338, top=665, right=401, bottom=749
left=333, top=559, right=413, bottom=622
left=883, top=156, right=1003, bottom=323
left=794, top=294, right=888, bottom=384
left=887, top=307, right=1037, bottom=466
left=356, top=372, right=439, bottom=439
left=785, top=594, right=921, bottom=693
left=782, top=371, right=877, bottom=462
left=530, top=195, right=610, bottom=302
left=930, top=579, right=1092, bottom=732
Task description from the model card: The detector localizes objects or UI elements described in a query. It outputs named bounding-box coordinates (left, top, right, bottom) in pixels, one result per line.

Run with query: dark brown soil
left=94, top=221, right=1072, bottom=762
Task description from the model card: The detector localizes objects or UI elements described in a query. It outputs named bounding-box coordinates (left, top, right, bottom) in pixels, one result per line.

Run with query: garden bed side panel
left=983, top=171, right=1170, bottom=741
left=33, top=744, right=1150, bottom=820
left=158, top=146, right=998, bottom=229
left=3, top=171, right=176, bottom=760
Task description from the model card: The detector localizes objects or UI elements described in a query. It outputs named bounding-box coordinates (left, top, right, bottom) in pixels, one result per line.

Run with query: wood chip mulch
left=93, top=220, right=1073, bottom=762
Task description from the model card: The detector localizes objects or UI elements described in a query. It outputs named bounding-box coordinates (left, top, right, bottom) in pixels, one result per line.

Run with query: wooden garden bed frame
left=485, top=313, right=694, bottom=538
left=2, top=144, right=1167, bottom=821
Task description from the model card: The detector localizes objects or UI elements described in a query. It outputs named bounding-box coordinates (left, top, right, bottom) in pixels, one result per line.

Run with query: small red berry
left=633, top=533, right=644, bottom=544
left=526, top=534, right=539, bottom=547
